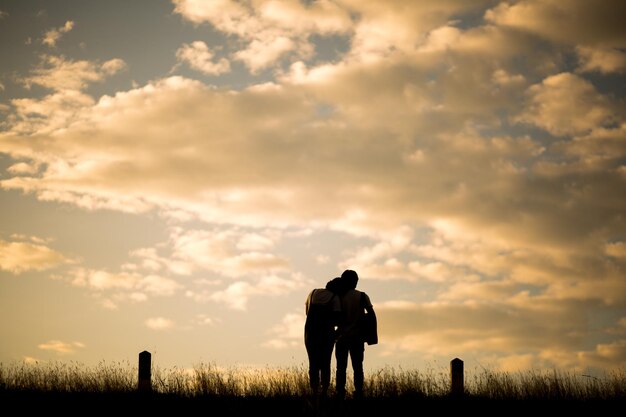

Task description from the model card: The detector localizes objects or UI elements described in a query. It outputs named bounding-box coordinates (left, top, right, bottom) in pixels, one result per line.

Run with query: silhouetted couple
left=304, top=269, right=377, bottom=400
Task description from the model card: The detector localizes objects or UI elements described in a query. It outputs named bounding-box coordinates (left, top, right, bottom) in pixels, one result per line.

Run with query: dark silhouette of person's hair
left=326, top=276, right=349, bottom=296
left=340, top=269, right=358, bottom=289
left=325, top=277, right=340, bottom=292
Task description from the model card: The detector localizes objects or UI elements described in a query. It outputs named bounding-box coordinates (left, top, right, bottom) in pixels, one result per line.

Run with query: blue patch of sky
left=480, top=110, right=556, bottom=142
left=314, top=103, right=335, bottom=118
left=309, top=33, right=351, bottom=64
left=585, top=71, right=626, bottom=100
left=0, top=153, right=15, bottom=178
left=449, top=1, right=499, bottom=30
left=474, top=110, right=574, bottom=169
left=559, top=46, right=583, bottom=73
left=0, top=0, right=256, bottom=98
left=2, top=83, right=55, bottom=105
left=0, top=3, right=49, bottom=103
left=64, top=0, right=237, bottom=95
left=581, top=307, right=626, bottom=348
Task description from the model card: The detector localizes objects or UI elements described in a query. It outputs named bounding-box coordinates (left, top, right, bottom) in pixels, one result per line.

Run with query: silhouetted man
left=335, top=269, right=377, bottom=400
left=304, top=277, right=344, bottom=398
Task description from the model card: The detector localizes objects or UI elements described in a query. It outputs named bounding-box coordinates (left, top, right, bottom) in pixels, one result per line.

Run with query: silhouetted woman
left=304, top=277, right=345, bottom=397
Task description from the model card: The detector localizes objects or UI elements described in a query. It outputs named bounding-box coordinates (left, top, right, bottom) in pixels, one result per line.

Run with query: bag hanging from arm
left=360, top=292, right=378, bottom=345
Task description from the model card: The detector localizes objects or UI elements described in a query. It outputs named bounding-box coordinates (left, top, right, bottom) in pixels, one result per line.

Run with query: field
left=1, top=361, right=624, bottom=416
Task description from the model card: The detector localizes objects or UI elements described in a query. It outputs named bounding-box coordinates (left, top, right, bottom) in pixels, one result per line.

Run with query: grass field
left=1, top=361, right=624, bottom=416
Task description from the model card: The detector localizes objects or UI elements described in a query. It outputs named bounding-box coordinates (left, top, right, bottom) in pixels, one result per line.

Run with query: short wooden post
left=138, top=350, right=152, bottom=393
left=450, top=357, right=464, bottom=397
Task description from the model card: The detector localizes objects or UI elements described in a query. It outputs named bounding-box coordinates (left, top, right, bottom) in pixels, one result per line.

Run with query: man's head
left=341, top=269, right=358, bottom=289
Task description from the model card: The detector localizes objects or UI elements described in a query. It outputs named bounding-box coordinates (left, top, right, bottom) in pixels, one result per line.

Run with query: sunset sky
left=1, top=0, right=625, bottom=376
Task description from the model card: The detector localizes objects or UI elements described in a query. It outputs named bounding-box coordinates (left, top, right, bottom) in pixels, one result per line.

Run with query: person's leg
left=319, top=334, right=334, bottom=396
left=305, top=337, right=320, bottom=394
left=334, top=339, right=349, bottom=399
left=349, top=341, right=365, bottom=398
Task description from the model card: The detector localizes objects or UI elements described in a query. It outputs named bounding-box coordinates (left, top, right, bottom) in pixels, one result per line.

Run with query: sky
left=1, top=0, right=625, bottom=377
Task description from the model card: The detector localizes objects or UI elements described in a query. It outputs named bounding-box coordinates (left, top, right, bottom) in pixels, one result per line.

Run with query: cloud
left=485, top=0, right=626, bottom=47
left=127, top=246, right=193, bottom=276
left=494, top=354, right=540, bottom=372
left=234, top=35, right=305, bottom=73
left=1, top=57, right=623, bottom=315
left=176, top=41, right=230, bottom=75
left=9, top=234, right=50, bottom=245
left=0, top=1, right=625, bottom=372
left=195, top=314, right=218, bottom=326
left=236, top=232, right=276, bottom=251
left=173, top=0, right=352, bottom=34
left=63, top=268, right=182, bottom=297
left=0, top=69, right=551, bottom=233
left=98, top=291, right=149, bottom=310
left=576, top=340, right=626, bottom=370
left=169, top=227, right=289, bottom=277
left=263, top=311, right=303, bottom=349
left=606, top=242, right=626, bottom=259
left=551, top=124, right=626, bottom=171
left=576, top=46, right=626, bottom=74
left=4, top=55, right=125, bottom=135
left=0, top=237, right=72, bottom=274
left=47, top=224, right=301, bottom=309
left=42, top=20, right=75, bottom=47
left=7, top=161, right=40, bottom=175
left=343, top=1, right=494, bottom=61
left=38, top=340, right=85, bottom=354
left=145, top=317, right=175, bottom=330
left=9, top=89, right=96, bottom=135
left=101, top=58, right=127, bottom=75
left=173, top=0, right=352, bottom=72
left=20, top=55, right=126, bottom=92
left=516, top=72, right=619, bottom=136
left=194, top=273, right=306, bottom=310
left=315, top=254, right=330, bottom=265
left=374, top=298, right=608, bottom=369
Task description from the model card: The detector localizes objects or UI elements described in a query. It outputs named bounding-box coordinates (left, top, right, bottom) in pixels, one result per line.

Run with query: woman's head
left=326, top=277, right=342, bottom=292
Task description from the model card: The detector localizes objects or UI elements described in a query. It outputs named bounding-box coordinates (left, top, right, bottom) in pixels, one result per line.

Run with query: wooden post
left=450, top=358, right=464, bottom=397
left=138, top=350, right=152, bottom=393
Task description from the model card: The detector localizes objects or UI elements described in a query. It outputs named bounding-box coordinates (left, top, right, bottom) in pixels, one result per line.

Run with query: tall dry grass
left=0, top=360, right=136, bottom=393
left=467, top=367, right=626, bottom=400
left=1, top=360, right=624, bottom=400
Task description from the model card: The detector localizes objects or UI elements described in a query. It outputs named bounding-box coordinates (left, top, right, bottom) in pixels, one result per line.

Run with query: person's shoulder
left=343, top=288, right=360, bottom=300
left=311, top=288, right=335, bottom=303
left=361, top=291, right=373, bottom=307
left=307, top=288, right=322, bottom=298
